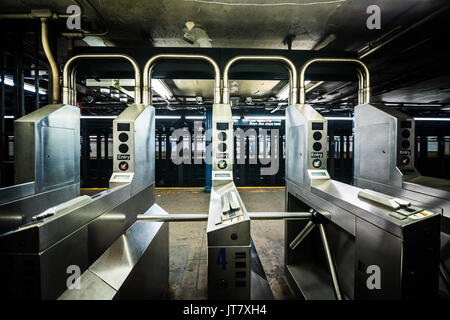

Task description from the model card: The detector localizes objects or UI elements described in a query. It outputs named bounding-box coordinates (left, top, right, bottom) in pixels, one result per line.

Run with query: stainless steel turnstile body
left=285, top=103, right=441, bottom=299
left=0, top=104, right=80, bottom=234
left=354, top=103, right=450, bottom=296
left=0, top=104, right=168, bottom=299
left=207, top=102, right=253, bottom=299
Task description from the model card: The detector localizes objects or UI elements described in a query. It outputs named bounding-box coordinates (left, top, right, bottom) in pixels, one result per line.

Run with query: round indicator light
left=119, top=144, right=129, bottom=153
left=401, top=140, right=410, bottom=149
left=401, top=157, right=410, bottom=165
left=401, top=130, right=410, bottom=139
left=119, top=133, right=129, bottom=142
left=218, top=132, right=227, bottom=141
left=313, top=131, right=322, bottom=141
left=313, top=142, right=322, bottom=151
left=312, top=159, right=322, bottom=168
left=119, top=161, right=129, bottom=171
left=218, top=143, right=227, bottom=152
left=218, top=160, right=227, bottom=169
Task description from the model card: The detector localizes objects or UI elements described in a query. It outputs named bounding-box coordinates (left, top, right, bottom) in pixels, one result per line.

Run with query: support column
left=204, top=107, right=212, bottom=193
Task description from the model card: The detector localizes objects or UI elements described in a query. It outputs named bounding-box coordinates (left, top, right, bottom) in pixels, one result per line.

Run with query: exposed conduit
left=41, top=18, right=60, bottom=103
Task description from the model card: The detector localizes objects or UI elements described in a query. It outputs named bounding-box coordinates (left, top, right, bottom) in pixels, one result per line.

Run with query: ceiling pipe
left=143, top=54, right=221, bottom=105
left=63, top=54, right=141, bottom=105
left=41, top=18, right=60, bottom=104
left=73, top=0, right=111, bottom=37
left=223, top=56, right=298, bottom=105
left=359, top=4, right=450, bottom=59
left=299, top=58, right=370, bottom=105
left=0, top=11, right=70, bottom=20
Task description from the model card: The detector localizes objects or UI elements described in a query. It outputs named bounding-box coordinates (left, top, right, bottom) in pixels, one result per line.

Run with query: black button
left=119, top=144, right=129, bottom=153
left=119, top=132, right=129, bottom=142
left=313, top=131, right=322, bottom=141
left=401, top=130, right=410, bottom=139
left=218, top=132, right=227, bottom=141
left=313, top=142, right=322, bottom=151
left=218, top=143, right=227, bottom=152
left=401, top=140, right=410, bottom=149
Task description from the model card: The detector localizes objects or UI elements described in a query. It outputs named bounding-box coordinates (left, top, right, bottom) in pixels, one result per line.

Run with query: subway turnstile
left=284, top=58, right=441, bottom=299
left=0, top=54, right=168, bottom=300
left=354, top=103, right=450, bottom=297
left=0, top=104, right=80, bottom=235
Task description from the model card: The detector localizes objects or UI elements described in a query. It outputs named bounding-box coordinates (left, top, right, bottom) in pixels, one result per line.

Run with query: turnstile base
left=250, top=239, right=273, bottom=300
left=286, top=264, right=337, bottom=300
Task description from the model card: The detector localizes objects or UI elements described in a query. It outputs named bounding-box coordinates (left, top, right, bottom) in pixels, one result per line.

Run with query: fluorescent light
left=276, top=81, right=310, bottom=101
left=1, top=75, right=46, bottom=94
left=244, top=116, right=285, bottom=121
left=2, top=76, right=14, bottom=86
left=413, top=117, right=450, bottom=121
left=186, top=116, right=205, bottom=120
left=4, top=115, right=15, bottom=119
left=155, top=115, right=181, bottom=119
left=152, top=79, right=173, bottom=100
left=276, top=85, right=289, bottom=101
left=24, top=83, right=47, bottom=95
left=100, top=88, right=111, bottom=94
left=80, top=116, right=117, bottom=119
left=325, top=117, right=353, bottom=120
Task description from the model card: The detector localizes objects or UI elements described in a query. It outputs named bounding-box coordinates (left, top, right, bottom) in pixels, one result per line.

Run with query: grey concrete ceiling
left=0, top=0, right=446, bottom=50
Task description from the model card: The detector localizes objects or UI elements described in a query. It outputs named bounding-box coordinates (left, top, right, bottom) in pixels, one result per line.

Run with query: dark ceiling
left=0, top=0, right=449, bottom=116
left=0, top=0, right=446, bottom=50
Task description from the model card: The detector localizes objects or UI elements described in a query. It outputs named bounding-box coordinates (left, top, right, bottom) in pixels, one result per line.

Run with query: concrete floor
left=155, top=187, right=298, bottom=300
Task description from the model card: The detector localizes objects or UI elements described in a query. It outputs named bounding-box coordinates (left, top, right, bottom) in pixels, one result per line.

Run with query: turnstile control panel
left=212, top=104, right=234, bottom=184
left=113, top=121, right=135, bottom=174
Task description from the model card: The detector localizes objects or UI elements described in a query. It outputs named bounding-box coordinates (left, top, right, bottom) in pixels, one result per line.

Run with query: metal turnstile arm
left=289, top=221, right=315, bottom=250
left=136, top=212, right=312, bottom=222
left=136, top=214, right=208, bottom=222
left=318, top=224, right=343, bottom=300
left=289, top=210, right=343, bottom=300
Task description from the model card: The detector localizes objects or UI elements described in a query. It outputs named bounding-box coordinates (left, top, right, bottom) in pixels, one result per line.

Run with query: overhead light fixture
left=325, top=117, right=353, bottom=120
left=186, top=115, right=205, bottom=120
left=244, top=116, right=285, bottom=121
left=155, top=115, right=181, bottom=119
left=413, top=117, right=450, bottom=121
left=183, top=21, right=212, bottom=48
left=1, top=75, right=47, bottom=94
left=80, top=115, right=117, bottom=119
left=276, top=85, right=289, bottom=101
left=276, top=81, right=310, bottom=101
left=100, top=87, right=111, bottom=94
left=152, top=79, right=173, bottom=100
